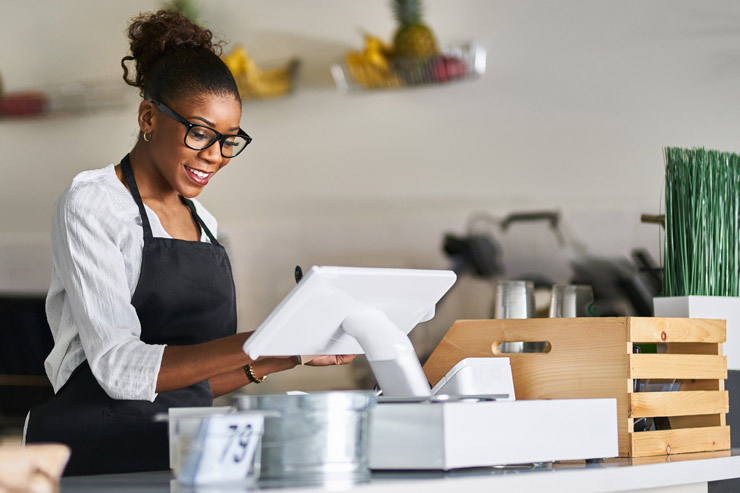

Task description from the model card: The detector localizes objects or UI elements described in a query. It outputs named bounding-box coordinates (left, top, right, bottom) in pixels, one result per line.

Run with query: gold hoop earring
left=143, top=131, right=152, bottom=142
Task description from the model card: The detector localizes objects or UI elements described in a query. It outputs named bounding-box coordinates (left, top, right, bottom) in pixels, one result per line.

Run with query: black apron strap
left=120, top=155, right=154, bottom=241
left=179, top=196, right=220, bottom=246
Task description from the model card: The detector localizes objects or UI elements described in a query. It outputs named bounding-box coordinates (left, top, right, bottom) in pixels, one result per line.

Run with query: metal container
left=233, top=392, right=376, bottom=487
left=493, top=280, right=535, bottom=353
left=493, top=280, right=536, bottom=319
left=548, top=284, right=596, bottom=318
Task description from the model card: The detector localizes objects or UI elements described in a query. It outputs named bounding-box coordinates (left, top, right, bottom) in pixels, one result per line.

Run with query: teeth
left=186, top=166, right=209, bottom=179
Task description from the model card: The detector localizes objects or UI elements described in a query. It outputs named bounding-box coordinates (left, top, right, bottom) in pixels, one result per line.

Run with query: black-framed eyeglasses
left=148, top=99, right=252, bottom=158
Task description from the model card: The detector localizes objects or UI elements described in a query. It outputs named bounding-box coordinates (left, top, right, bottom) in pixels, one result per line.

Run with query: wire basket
left=331, top=41, right=485, bottom=92
left=0, top=79, right=133, bottom=118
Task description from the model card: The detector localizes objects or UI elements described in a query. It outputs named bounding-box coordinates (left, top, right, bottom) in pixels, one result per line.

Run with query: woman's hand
left=305, top=355, right=357, bottom=366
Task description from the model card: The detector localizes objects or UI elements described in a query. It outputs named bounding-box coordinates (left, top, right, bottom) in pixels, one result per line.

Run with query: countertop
left=59, top=449, right=740, bottom=493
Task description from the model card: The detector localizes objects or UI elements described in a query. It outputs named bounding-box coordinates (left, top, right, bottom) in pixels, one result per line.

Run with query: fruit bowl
left=331, top=41, right=485, bottom=92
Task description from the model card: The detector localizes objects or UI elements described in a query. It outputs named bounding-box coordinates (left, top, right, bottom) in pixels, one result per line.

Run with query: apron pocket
left=26, top=402, right=104, bottom=446
left=101, top=408, right=170, bottom=473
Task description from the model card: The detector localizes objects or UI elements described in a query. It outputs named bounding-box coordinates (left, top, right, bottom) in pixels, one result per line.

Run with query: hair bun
left=121, top=10, right=223, bottom=92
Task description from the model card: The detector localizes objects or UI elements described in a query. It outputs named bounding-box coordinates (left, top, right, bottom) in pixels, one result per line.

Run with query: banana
left=222, top=45, right=296, bottom=99
left=363, top=34, right=393, bottom=59
left=222, top=45, right=249, bottom=75
left=344, top=34, right=400, bottom=89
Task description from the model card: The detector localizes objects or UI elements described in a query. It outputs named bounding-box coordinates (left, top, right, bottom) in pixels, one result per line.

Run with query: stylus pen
left=294, top=264, right=307, bottom=366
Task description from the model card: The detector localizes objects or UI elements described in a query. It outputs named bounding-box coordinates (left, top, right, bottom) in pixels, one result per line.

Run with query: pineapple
left=391, top=0, right=439, bottom=57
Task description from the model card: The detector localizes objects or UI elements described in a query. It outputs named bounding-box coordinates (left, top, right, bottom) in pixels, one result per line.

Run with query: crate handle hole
left=493, top=342, right=552, bottom=354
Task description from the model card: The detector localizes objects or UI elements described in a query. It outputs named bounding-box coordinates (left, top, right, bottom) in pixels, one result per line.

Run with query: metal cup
left=493, top=280, right=535, bottom=353
left=548, top=284, right=596, bottom=318
left=493, top=280, right=535, bottom=319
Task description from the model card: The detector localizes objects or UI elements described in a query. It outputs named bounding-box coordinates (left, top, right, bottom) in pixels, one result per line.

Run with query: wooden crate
left=422, top=317, right=730, bottom=458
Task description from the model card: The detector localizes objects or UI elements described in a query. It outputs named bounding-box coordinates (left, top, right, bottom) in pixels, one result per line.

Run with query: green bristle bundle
left=663, top=147, right=740, bottom=297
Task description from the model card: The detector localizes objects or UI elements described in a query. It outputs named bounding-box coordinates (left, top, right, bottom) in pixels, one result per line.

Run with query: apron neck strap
left=120, top=154, right=153, bottom=240
left=179, top=196, right=220, bottom=246
left=120, top=154, right=221, bottom=246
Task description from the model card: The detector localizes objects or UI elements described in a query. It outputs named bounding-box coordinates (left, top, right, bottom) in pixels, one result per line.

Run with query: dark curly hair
left=121, top=10, right=239, bottom=105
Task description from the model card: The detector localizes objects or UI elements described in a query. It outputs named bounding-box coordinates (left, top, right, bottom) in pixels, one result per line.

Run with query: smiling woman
left=123, top=94, right=243, bottom=207
left=22, top=9, right=353, bottom=477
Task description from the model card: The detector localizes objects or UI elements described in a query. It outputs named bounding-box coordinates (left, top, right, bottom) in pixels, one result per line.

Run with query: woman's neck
left=124, top=143, right=181, bottom=208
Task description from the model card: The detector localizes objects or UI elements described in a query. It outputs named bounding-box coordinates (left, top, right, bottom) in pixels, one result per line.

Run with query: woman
left=25, top=10, right=352, bottom=476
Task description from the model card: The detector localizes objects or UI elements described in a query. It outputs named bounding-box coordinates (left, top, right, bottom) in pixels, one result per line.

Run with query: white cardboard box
left=369, top=398, right=618, bottom=470
left=654, top=296, right=740, bottom=370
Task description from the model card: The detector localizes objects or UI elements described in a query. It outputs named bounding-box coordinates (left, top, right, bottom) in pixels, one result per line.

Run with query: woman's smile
left=184, top=164, right=213, bottom=186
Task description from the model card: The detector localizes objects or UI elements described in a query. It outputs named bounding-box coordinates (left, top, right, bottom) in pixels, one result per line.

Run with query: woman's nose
left=200, top=141, right=223, bottom=163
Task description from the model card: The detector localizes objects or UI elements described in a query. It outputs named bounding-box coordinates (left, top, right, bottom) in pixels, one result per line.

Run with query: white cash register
left=242, top=266, right=618, bottom=470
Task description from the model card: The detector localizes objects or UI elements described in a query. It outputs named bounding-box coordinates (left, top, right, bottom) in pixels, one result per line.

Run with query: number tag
left=179, top=414, right=264, bottom=484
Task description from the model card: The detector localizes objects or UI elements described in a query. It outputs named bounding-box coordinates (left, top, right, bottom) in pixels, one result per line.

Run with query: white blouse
left=44, top=164, right=218, bottom=402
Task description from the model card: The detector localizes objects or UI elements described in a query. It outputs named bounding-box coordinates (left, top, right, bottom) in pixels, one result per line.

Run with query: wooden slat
left=680, top=380, right=723, bottom=391
left=630, top=354, right=727, bottom=379
left=629, top=391, right=728, bottom=418
left=627, top=449, right=731, bottom=465
left=629, top=317, right=726, bottom=343
left=0, top=375, right=51, bottom=387
left=665, top=343, right=721, bottom=355
left=669, top=414, right=726, bottom=429
left=630, top=426, right=730, bottom=457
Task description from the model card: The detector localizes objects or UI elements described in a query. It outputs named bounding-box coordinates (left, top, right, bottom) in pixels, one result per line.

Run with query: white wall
left=2, top=0, right=739, bottom=390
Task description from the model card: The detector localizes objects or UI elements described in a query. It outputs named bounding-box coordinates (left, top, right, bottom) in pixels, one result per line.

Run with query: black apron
left=26, top=155, right=237, bottom=476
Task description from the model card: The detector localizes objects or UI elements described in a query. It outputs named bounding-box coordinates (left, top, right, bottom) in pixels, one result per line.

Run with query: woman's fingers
left=305, top=354, right=357, bottom=366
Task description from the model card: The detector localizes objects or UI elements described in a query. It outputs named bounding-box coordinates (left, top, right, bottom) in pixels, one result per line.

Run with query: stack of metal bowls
left=234, top=391, right=376, bottom=488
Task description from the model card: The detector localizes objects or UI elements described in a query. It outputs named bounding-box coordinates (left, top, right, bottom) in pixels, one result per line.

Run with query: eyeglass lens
left=185, top=126, right=249, bottom=158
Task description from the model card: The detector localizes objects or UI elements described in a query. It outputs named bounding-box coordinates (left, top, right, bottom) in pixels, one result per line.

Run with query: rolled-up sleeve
left=52, top=183, right=165, bottom=401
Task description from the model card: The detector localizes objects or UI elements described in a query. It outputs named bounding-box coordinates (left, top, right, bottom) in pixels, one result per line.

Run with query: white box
left=369, top=398, right=618, bottom=470
left=654, top=296, right=740, bottom=370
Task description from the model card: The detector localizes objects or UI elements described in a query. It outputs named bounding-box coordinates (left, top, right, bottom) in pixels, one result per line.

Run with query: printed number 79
left=220, top=423, right=253, bottom=464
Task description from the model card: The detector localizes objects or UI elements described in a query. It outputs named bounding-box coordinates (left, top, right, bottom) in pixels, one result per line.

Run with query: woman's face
left=146, top=93, right=242, bottom=198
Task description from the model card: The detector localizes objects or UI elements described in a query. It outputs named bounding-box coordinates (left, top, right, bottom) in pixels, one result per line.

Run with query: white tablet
left=242, top=266, right=457, bottom=358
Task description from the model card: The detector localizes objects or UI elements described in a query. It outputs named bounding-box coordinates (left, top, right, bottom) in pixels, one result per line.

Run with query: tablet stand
left=342, top=307, right=432, bottom=397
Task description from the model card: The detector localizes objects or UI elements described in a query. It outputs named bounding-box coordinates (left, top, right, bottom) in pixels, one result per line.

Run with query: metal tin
left=493, top=280, right=535, bottom=353
left=233, top=391, right=376, bottom=487
left=493, top=280, right=535, bottom=319
left=548, top=284, right=595, bottom=318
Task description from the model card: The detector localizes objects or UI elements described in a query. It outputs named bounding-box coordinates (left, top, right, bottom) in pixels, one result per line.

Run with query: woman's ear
left=138, top=100, right=156, bottom=134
